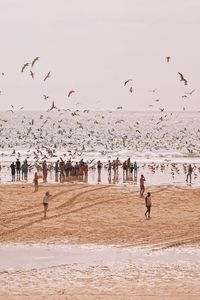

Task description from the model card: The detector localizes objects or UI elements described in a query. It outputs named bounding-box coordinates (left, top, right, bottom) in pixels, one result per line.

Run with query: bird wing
left=68, top=90, right=75, bottom=97
left=178, top=72, right=184, bottom=80
left=21, top=63, right=29, bottom=72
left=31, top=57, right=39, bottom=68
left=43, top=72, right=50, bottom=81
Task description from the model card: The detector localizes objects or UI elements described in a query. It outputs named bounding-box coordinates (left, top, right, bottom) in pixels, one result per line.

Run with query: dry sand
left=0, top=182, right=200, bottom=299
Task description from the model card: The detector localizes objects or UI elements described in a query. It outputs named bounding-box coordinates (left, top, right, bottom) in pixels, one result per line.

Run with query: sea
left=0, top=110, right=200, bottom=186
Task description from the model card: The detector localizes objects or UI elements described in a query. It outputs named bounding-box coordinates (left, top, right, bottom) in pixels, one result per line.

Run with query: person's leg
left=148, top=206, right=151, bottom=218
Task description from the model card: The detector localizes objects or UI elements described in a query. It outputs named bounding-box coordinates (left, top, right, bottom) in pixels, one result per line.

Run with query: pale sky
left=0, top=0, right=199, bottom=111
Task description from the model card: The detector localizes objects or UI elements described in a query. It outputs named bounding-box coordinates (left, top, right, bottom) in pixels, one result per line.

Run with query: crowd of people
left=9, top=159, right=29, bottom=182
left=6, top=157, right=196, bottom=220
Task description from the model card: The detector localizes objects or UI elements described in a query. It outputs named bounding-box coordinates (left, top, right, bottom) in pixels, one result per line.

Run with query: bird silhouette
left=124, top=79, right=132, bottom=86
left=30, top=71, right=34, bottom=79
left=44, top=72, right=50, bottom=81
left=178, top=72, right=188, bottom=85
left=31, top=57, right=40, bottom=68
left=166, top=56, right=171, bottom=63
left=129, top=87, right=133, bottom=93
left=43, top=94, right=49, bottom=100
left=149, top=88, right=158, bottom=93
left=21, top=63, right=29, bottom=73
left=186, top=89, right=195, bottom=95
left=68, top=90, right=75, bottom=97
left=49, top=101, right=57, bottom=111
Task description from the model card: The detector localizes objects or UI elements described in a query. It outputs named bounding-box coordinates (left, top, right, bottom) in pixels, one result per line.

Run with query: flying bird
left=186, top=89, right=195, bottom=95
left=68, top=90, right=75, bottom=97
left=149, top=88, right=158, bottom=93
left=124, top=79, right=132, bottom=86
left=153, top=99, right=159, bottom=102
left=117, top=106, right=123, bottom=110
left=43, top=72, right=50, bottom=81
left=31, top=57, right=40, bottom=68
left=182, top=95, right=187, bottom=99
left=166, top=56, right=171, bottom=63
left=43, top=94, right=49, bottom=100
left=129, top=87, right=133, bottom=93
left=30, top=70, right=34, bottom=79
left=49, top=101, right=57, bottom=111
left=178, top=72, right=188, bottom=85
left=21, top=63, right=29, bottom=73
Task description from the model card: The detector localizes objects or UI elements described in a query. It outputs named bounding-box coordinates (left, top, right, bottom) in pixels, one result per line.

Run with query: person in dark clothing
left=10, top=162, right=16, bottom=182
left=16, top=158, right=21, bottom=180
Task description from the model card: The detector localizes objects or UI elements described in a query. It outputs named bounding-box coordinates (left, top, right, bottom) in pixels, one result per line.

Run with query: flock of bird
left=0, top=54, right=199, bottom=185
left=1, top=54, right=196, bottom=113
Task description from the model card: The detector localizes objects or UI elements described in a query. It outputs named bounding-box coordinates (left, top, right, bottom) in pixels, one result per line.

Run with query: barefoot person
left=33, top=172, right=39, bottom=192
left=140, top=174, right=146, bottom=197
left=43, top=191, right=51, bottom=218
left=145, top=192, right=152, bottom=219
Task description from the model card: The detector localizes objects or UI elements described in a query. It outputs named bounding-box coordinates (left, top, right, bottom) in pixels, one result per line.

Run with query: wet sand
left=0, top=183, right=200, bottom=299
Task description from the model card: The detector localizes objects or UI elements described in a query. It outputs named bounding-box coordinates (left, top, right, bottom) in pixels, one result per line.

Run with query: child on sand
left=43, top=191, right=51, bottom=218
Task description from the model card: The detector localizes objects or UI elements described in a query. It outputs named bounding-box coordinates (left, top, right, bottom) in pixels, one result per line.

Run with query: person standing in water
left=145, top=192, right=152, bottom=219
left=186, top=164, right=193, bottom=184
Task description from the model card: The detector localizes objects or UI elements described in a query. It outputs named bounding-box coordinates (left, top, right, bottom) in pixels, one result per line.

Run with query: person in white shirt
left=145, top=192, right=152, bottom=219
left=43, top=191, right=51, bottom=218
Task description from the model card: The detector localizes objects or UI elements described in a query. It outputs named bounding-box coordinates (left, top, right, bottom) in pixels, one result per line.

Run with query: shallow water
left=0, top=244, right=200, bottom=271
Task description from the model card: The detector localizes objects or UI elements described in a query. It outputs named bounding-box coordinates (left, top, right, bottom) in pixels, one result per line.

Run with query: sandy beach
left=0, top=182, right=200, bottom=299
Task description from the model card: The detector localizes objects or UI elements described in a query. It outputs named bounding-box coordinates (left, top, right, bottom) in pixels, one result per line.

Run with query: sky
left=0, top=0, right=199, bottom=111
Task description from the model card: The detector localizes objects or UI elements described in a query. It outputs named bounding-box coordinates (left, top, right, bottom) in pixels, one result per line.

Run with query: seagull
left=149, top=88, right=158, bottom=93
left=31, top=57, right=40, bottom=68
left=21, top=63, right=29, bottom=73
left=186, top=89, right=195, bottom=95
left=43, top=72, right=50, bottom=81
left=178, top=72, right=188, bottom=85
left=117, top=106, right=123, bottom=110
left=124, top=79, right=132, bottom=86
left=129, top=87, right=133, bottom=93
left=68, top=90, right=75, bottom=97
left=30, top=70, right=34, bottom=79
left=166, top=56, right=171, bottom=63
left=153, top=99, right=159, bottom=102
left=49, top=101, right=57, bottom=111
left=43, top=94, right=49, bottom=100
left=1, top=72, right=4, bottom=76
left=182, top=95, right=187, bottom=99
left=159, top=108, right=164, bottom=112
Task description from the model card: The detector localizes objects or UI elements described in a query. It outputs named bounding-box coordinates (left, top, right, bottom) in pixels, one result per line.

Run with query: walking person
left=43, top=191, right=52, bottom=218
left=145, top=192, right=152, bottom=219
left=140, top=174, right=146, bottom=197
